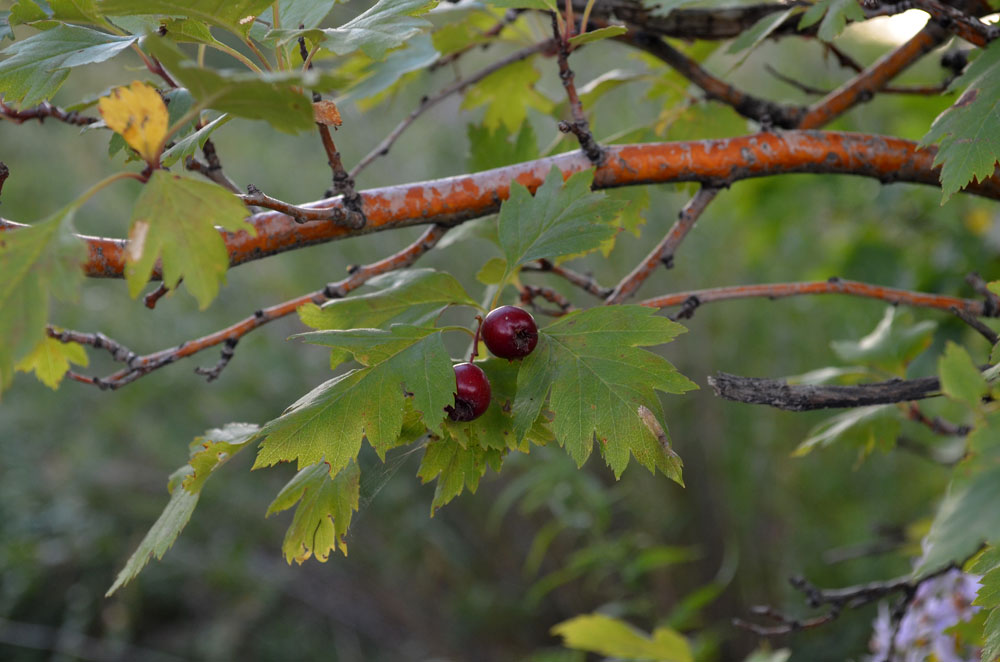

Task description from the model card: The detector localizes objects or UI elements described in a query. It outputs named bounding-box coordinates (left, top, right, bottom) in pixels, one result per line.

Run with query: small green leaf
left=0, top=24, right=137, bottom=107
left=551, top=613, right=693, bottom=662
left=726, top=9, right=795, bottom=56
left=125, top=171, right=254, bottom=309
left=512, top=306, right=696, bottom=478
left=461, top=58, right=553, bottom=132
left=0, top=206, right=86, bottom=391
left=467, top=122, right=539, bottom=172
left=830, top=307, right=936, bottom=374
left=476, top=257, right=506, bottom=285
left=417, top=437, right=500, bottom=515
left=568, top=25, right=627, bottom=47
left=160, top=113, right=230, bottom=167
left=106, top=467, right=199, bottom=596
left=793, top=405, right=900, bottom=457
left=105, top=421, right=258, bottom=596
left=299, top=269, right=478, bottom=332
left=14, top=336, right=88, bottom=389
left=939, top=341, right=989, bottom=408
left=921, top=40, right=1000, bottom=202
left=797, top=0, right=829, bottom=29
left=254, top=327, right=452, bottom=472
left=341, top=33, right=437, bottom=102
left=267, top=460, right=361, bottom=563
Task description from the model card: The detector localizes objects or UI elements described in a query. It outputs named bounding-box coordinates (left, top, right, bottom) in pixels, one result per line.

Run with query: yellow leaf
left=99, top=81, right=168, bottom=165
left=15, top=336, right=88, bottom=390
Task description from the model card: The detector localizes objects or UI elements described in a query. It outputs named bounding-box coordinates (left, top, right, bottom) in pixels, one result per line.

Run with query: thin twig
left=241, top=184, right=365, bottom=227
left=523, top=259, right=611, bottom=298
left=766, top=64, right=953, bottom=97
left=184, top=156, right=241, bottom=194
left=627, top=33, right=805, bottom=128
left=951, top=305, right=999, bottom=344
left=606, top=186, right=719, bottom=303
left=46, top=328, right=138, bottom=366
left=143, top=283, right=172, bottom=309
left=640, top=278, right=991, bottom=318
left=520, top=284, right=575, bottom=316
left=905, top=403, right=970, bottom=437
left=734, top=563, right=959, bottom=637
left=195, top=337, right=238, bottom=382
left=64, top=225, right=450, bottom=390
left=0, top=99, right=99, bottom=126
left=350, top=40, right=552, bottom=179
left=552, top=14, right=605, bottom=165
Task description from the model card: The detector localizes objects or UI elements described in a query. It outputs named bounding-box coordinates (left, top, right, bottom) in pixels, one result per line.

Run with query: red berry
left=446, top=363, right=491, bottom=422
left=482, top=306, right=538, bottom=360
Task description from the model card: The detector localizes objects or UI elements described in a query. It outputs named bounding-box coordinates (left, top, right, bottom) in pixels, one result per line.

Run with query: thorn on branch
left=0, top=162, right=7, bottom=201
left=668, top=295, right=700, bottom=321
left=195, top=337, right=238, bottom=382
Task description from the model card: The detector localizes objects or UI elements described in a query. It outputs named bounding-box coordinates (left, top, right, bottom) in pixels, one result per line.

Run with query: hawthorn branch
left=349, top=40, right=552, bottom=179
left=765, top=64, right=954, bottom=97
left=606, top=186, right=719, bottom=303
left=734, top=563, right=958, bottom=637
left=639, top=278, right=992, bottom=317
left=0, top=99, right=99, bottom=126
left=626, top=33, right=805, bottom=128
left=46, top=328, right=138, bottom=366
left=241, top=184, right=365, bottom=228
left=553, top=14, right=606, bottom=166
left=906, top=403, right=970, bottom=437
left=5, top=131, right=1000, bottom=280
left=65, top=225, right=450, bottom=389
left=523, top=259, right=611, bottom=298
left=708, top=372, right=943, bottom=410
left=519, top=284, right=575, bottom=316
left=797, top=22, right=949, bottom=129
left=910, top=0, right=998, bottom=46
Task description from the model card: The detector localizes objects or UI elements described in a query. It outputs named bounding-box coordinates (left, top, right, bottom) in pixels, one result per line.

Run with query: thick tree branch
left=3, top=132, right=1000, bottom=280
left=708, top=372, right=943, bottom=410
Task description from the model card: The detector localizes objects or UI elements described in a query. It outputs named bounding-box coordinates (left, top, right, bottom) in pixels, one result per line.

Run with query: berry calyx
left=482, top=305, right=538, bottom=360
left=445, top=363, right=491, bottom=422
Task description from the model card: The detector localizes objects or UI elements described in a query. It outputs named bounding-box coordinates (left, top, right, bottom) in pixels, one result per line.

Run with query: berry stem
left=469, top=315, right=484, bottom=362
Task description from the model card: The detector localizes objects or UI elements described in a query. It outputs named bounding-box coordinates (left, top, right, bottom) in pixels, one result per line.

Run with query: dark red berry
left=482, top=305, right=538, bottom=360
left=445, top=363, right=491, bottom=422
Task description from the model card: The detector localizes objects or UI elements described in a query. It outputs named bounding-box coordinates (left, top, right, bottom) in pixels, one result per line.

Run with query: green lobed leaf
left=97, top=0, right=275, bottom=37
left=106, top=422, right=258, bottom=595
left=299, top=269, right=478, bottom=333
left=461, top=58, right=553, bottom=132
left=267, top=460, right=361, bottom=563
left=829, top=307, right=936, bottom=374
left=14, top=336, right=88, bottom=390
left=917, top=413, right=1000, bottom=573
left=160, top=113, right=230, bottom=167
left=512, top=306, right=696, bottom=478
left=467, top=122, right=539, bottom=172
left=939, top=341, right=989, bottom=409
left=275, top=0, right=438, bottom=60
left=142, top=36, right=343, bottom=133
left=792, top=405, right=900, bottom=458
left=921, top=40, right=1000, bottom=202
left=340, top=33, right=437, bottom=103
left=279, top=0, right=339, bottom=31
left=253, top=326, right=453, bottom=473
left=551, top=613, right=693, bottom=662
left=417, top=437, right=502, bottom=515
left=106, top=467, right=199, bottom=596
left=0, top=207, right=86, bottom=391
left=568, top=25, right=627, bottom=47
left=497, top=167, right=624, bottom=281
left=0, top=24, right=137, bottom=107
left=726, top=9, right=795, bottom=56
left=125, top=170, right=254, bottom=309
left=798, top=0, right=865, bottom=40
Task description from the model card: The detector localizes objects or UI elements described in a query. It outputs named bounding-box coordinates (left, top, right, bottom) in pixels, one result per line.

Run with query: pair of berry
left=446, top=306, right=538, bottom=422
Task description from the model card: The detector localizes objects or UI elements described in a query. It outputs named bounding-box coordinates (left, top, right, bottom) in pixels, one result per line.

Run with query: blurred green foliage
left=1, top=4, right=998, bottom=661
